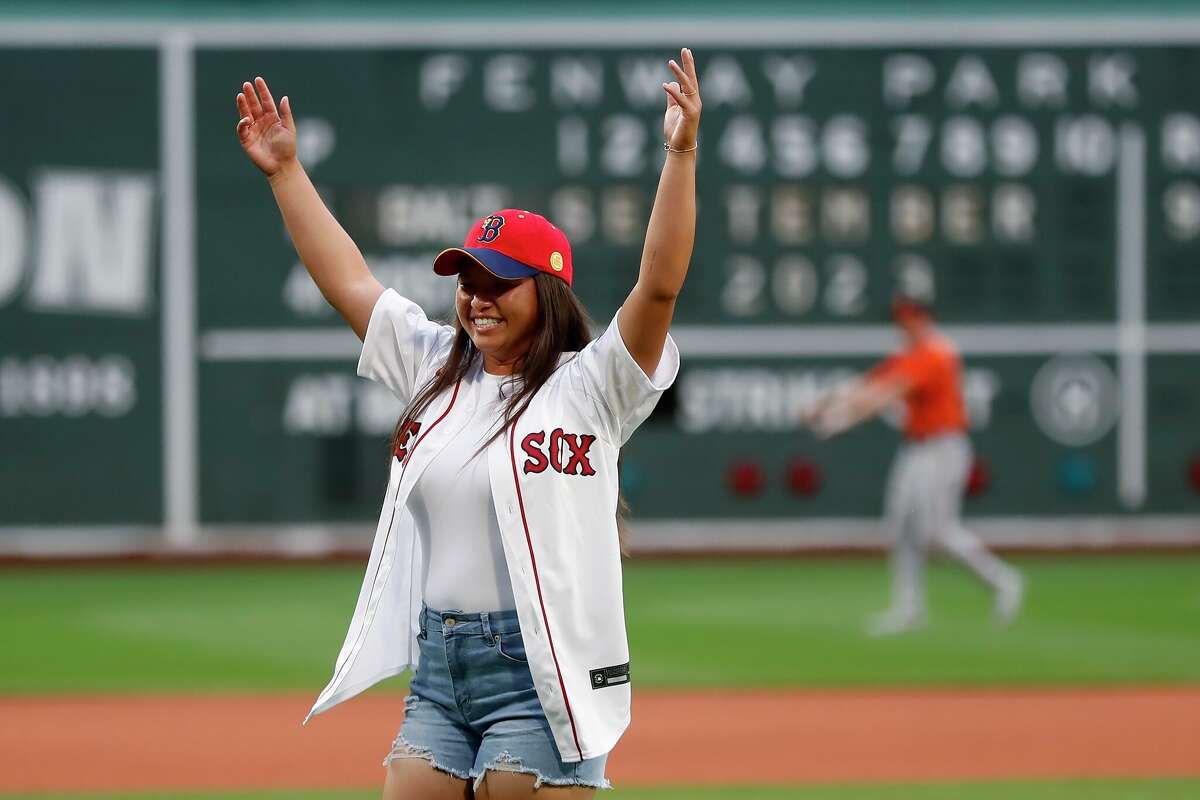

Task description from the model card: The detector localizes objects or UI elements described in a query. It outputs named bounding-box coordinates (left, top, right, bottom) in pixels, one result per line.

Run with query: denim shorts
left=385, top=607, right=609, bottom=791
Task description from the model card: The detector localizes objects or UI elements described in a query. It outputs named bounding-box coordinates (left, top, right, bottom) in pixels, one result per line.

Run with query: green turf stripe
left=3, top=556, right=1199, bottom=692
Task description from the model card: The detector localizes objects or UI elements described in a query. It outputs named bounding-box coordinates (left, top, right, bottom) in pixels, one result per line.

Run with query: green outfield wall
left=2, top=12, right=1199, bottom=549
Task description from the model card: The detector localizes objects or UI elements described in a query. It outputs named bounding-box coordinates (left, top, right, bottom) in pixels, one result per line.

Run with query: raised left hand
left=662, top=47, right=701, bottom=151
left=235, top=76, right=297, bottom=177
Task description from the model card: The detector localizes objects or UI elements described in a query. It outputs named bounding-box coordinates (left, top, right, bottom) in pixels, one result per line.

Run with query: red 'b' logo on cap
left=477, top=215, right=505, bottom=243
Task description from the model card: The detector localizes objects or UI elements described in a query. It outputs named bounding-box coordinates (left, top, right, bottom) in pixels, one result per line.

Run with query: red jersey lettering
left=563, top=433, right=596, bottom=476
left=394, top=420, right=422, bottom=463
left=549, top=428, right=567, bottom=473
left=520, top=428, right=598, bottom=478
left=522, top=431, right=550, bottom=474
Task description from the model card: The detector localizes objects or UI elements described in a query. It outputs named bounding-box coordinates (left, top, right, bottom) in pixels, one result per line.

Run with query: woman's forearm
left=268, top=160, right=383, bottom=339
left=635, top=150, right=697, bottom=302
left=614, top=47, right=702, bottom=376
left=843, top=379, right=906, bottom=429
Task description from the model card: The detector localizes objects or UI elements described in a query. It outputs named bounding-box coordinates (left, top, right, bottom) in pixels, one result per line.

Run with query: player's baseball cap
left=433, top=209, right=574, bottom=287
left=890, top=291, right=933, bottom=321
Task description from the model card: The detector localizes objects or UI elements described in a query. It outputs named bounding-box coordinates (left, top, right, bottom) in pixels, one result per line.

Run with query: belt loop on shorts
left=480, top=611, right=495, bottom=645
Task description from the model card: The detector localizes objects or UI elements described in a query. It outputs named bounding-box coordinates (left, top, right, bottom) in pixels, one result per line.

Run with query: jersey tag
left=589, top=662, right=630, bottom=689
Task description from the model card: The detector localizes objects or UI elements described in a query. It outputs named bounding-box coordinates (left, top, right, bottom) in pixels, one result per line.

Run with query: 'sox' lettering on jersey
left=521, top=431, right=549, bottom=474
left=560, top=429, right=597, bottom=476
left=394, top=420, right=422, bottom=462
left=522, top=428, right=596, bottom=476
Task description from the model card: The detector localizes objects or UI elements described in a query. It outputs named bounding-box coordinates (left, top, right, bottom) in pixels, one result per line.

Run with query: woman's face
left=455, top=261, right=540, bottom=373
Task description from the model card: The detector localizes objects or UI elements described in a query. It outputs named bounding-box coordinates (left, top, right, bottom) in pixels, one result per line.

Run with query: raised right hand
left=236, top=76, right=296, bottom=177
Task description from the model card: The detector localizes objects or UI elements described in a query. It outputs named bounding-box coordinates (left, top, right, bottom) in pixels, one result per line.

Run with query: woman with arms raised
left=235, top=48, right=701, bottom=799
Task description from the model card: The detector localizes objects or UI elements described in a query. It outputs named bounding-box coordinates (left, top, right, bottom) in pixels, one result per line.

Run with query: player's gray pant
left=882, top=433, right=1017, bottom=615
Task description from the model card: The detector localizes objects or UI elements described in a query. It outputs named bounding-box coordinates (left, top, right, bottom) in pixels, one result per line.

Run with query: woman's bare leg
left=474, top=770, right=596, bottom=800
left=383, top=755, right=472, bottom=800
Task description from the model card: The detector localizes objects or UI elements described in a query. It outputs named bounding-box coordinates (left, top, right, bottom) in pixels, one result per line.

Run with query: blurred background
left=1, top=1, right=1198, bottom=799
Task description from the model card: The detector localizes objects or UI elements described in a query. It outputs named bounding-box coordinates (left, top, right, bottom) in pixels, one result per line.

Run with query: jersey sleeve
left=870, top=349, right=935, bottom=392
left=868, top=354, right=901, bottom=382
left=566, top=307, right=680, bottom=446
left=357, top=289, right=455, bottom=406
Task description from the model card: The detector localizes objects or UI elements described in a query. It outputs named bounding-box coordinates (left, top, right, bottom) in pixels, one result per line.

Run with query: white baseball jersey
left=305, top=289, right=679, bottom=762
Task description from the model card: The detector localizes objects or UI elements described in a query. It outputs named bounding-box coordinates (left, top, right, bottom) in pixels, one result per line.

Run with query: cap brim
left=432, top=247, right=539, bottom=280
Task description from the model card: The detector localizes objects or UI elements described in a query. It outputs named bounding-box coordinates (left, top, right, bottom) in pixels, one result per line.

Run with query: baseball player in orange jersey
left=807, top=295, right=1023, bottom=635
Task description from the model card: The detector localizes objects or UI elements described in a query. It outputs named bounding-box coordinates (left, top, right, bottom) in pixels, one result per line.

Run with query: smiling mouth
left=472, top=317, right=504, bottom=331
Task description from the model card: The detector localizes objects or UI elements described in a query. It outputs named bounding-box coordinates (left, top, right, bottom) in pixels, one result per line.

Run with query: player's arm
left=618, top=48, right=702, bottom=378
left=236, top=77, right=383, bottom=341
left=809, top=374, right=911, bottom=439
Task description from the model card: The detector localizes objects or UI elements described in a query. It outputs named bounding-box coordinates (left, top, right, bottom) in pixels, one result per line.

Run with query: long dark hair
left=391, top=273, right=632, bottom=552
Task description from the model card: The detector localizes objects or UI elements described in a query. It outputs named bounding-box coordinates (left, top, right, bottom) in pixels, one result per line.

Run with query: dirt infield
left=3, top=688, right=1199, bottom=793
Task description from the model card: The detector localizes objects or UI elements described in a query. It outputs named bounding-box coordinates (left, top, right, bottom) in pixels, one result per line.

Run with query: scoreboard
left=2, top=18, right=1200, bottom=548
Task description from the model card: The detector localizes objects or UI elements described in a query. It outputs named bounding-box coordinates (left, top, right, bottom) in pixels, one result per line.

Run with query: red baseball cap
left=433, top=209, right=574, bottom=287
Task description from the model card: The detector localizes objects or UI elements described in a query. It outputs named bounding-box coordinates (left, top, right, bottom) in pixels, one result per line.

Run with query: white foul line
left=1117, top=124, right=1148, bottom=511
left=198, top=322, right=1200, bottom=362
left=161, top=31, right=199, bottom=546
left=8, top=17, right=1200, bottom=47
left=201, top=327, right=365, bottom=361
left=671, top=324, right=1122, bottom=357
left=4, top=515, right=1200, bottom=554
left=1146, top=324, right=1200, bottom=353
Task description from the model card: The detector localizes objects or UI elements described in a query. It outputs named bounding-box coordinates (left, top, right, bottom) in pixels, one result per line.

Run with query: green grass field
left=2, top=555, right=1198, bottom=693
left=3, top=555, right=1198, bottom=799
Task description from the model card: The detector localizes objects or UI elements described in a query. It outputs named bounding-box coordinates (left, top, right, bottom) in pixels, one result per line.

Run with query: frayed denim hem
left=382, top=733, right=473, bottom=782
left=470, top=750, right=613, bottom=792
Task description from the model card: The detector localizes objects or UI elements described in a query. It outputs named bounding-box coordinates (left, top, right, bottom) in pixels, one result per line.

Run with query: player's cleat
left=993, top=573, right=1024, bottom=627
left=865, top=607, right=927, bottom=637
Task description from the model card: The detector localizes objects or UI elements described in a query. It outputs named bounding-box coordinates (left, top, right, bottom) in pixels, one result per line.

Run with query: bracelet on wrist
left=664, top=141, right=698, bottom=153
